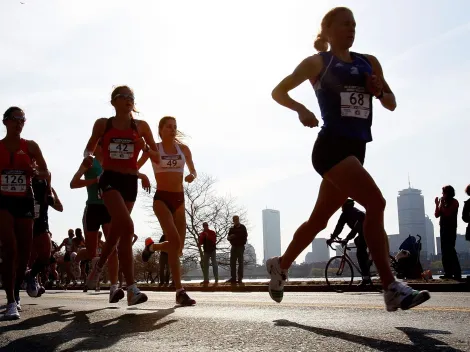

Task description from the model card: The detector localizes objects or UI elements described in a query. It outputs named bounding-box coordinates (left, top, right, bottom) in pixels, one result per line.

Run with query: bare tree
left=140, top=173, right=253, bottom=271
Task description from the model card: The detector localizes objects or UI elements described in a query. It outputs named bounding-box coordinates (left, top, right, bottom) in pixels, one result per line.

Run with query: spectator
left=159, top=234, right=170, bottom=286
left=199, top=222, right=218, bottom=285
left=226, top=215, right=248, bottom=284
left=435, top=185, right=461, bottom=280
left=463, top=185, right=470, bottom=242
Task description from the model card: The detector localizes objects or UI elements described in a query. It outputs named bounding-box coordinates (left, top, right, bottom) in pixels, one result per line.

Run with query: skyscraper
left=397, top=186, right=428, bottom=259
left=425, top=215, right=436, bottom=256
left=262, top=209, right=281, bottom=263
left=311, top=238, right=330, bottom=263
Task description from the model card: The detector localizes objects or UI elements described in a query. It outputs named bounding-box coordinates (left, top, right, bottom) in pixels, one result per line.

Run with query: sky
left=1, top=0, right=470, bottom=264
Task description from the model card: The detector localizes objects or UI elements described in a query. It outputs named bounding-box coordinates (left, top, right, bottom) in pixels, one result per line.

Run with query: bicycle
left=325, top=238, right=398, bottom=292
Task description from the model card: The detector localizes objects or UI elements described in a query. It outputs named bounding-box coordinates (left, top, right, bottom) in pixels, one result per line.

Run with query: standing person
left=157, top=234, right=170, bottom=286
left=25, top=172, right=63, bottom=297
left=84, top=85, right=155, bottom=306
left=141, top=116, right=197, bottom=306
left=226, top=216, right=248, bottom=284
left=435, top=185, right=461, bottom=280
left=57, top=229, right=80, bottom=286
left=0, top=106, right=51, bottom=320
left=327, top=199, right=371, bottom=286
left=199, top=222, right=218, bottom=285
left=266, top=7, right=430, bottom=311
left=462, top=185, right=470, bottom=242
left=70, top=143, right=124, bottom=302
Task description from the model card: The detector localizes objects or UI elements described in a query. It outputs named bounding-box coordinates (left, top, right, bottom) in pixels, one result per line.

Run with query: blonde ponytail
left=313, top=7, right=352, bottom=52
left=314, top=33, right=329, bottom=52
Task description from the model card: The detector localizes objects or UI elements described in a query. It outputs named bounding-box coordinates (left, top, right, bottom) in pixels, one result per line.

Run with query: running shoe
left=384, top=281, right=431, bottom=312
left=176, top=289, right=196, bottom=306
left=127, top=285, right=148, bottom=306
left=109, top=286, right=125, bottom=303
left=25, top=270, right=40, bottom=298
left=15, top=297, right=21, bottom=312
left=141, top=238, right=155, bottom=263
left=266, top=257, right=287, bottom=303
left=86, top=257, right=102, bottom=290
left=3, top=302, right=20, bottom=320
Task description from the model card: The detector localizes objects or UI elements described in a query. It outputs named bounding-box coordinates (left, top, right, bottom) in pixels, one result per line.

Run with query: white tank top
left=152, top=142, right=186, bottom=174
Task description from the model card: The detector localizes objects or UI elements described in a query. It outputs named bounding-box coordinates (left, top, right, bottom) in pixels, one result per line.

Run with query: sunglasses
left=113, top=93, right=135, bottom=101
left=4, top=116, right=26, bottom=123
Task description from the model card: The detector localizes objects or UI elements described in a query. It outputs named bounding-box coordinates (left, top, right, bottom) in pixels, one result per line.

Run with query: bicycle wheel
left=325, top=256, right=354, bottom=292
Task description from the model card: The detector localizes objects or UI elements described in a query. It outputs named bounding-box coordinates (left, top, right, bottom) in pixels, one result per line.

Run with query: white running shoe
left=3, top=302, right=20, bottom=320
left=15, top=296, right=21, bottom=312
left=109, top=286, right=125, bottom=303
left=384, top=281, right=431, bottom=312
left=86, top=257, right=102, bottom=290
left=70, top=252, right=81, bottom=279
left=266, top=257, right=288, bottom=303
left=127, top=285, right=148, bottom=306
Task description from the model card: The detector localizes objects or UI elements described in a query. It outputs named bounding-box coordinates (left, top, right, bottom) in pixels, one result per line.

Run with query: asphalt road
left=1, top=290, right=469, bottom=351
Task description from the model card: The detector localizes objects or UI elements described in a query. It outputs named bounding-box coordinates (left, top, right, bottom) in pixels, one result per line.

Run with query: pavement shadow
left=1, top=305, right=176, bottom=351
left=273, top=319, right=463, bottom=352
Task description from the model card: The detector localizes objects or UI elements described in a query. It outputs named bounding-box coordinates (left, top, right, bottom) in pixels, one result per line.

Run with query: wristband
left=83, top=149, right=93, bottom=158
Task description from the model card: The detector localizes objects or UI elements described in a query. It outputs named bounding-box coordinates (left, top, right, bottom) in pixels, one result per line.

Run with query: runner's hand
left=365, top=72, right=383, bottom=97
left=139, top=173, right=151, bottom=193
left=185, top=174, right=195, bottom=183
left=298, top=107, right=319, bottom=128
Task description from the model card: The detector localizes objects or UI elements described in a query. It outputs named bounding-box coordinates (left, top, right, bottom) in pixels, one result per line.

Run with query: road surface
left=1, top=290, right=469, bottom=351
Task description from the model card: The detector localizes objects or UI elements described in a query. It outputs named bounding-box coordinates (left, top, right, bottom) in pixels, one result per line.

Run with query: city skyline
left=262, top=209, right=281, bottom=263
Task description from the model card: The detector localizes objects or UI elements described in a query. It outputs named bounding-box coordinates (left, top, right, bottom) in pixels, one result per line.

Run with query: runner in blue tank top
left=266, top=6, right=430, bottom=312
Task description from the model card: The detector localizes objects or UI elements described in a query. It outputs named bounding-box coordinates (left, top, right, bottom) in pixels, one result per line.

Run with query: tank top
left=32, top=178, right=50, bottom=222
left=0, top=139, right=33, bottom=198
left=152, top=142, right=186, bottom=174
left=313, top=52, right=374, bottom=142
left=85, top=158, right=103, bottom=205
left=101, top=117, right=141, bottom=170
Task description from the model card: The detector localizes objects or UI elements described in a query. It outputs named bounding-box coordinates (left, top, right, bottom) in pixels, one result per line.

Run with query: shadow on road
left=1, top=305, right=176, bottom=351
left=273, top=319, right=463, bottom=352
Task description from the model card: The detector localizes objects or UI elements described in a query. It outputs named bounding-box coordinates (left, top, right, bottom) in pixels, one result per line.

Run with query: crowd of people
left=1, top=6, right=444, bottom=320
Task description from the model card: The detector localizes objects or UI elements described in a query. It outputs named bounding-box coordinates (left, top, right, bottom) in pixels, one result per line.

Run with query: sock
left=127, top=283, right=136, bottom=292
left=176, top=288, right=185, bottom=294
left=110, top=284, right=118, bottom=292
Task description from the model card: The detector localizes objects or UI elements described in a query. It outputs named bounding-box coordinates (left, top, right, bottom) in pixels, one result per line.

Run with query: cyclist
left=327, top=199, right=371, bottom=286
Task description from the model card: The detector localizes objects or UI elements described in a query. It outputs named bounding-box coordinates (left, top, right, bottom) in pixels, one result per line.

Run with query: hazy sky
left=1, top=0, right=470, bottom=264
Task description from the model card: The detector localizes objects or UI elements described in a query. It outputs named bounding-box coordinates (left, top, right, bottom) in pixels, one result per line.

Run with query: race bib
left=161, top=155, right=183, bottom=168
left=340, top=91, right=370, bottom=119
left=1, top=170, right=27, bottom=195
left=109, top=138, right=134, bottom=160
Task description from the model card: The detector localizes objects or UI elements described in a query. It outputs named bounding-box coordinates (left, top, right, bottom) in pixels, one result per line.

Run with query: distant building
left=425, top=215, right=436, bottom=256
left=262, top=209, right=281, bottom=263
left=397, top=186, right=428, bottom=259
left=305, top=252, right=315, bottom=264
left=311, top=238, right=330, bottom=263
left=436, top=235, right=470, bottom=255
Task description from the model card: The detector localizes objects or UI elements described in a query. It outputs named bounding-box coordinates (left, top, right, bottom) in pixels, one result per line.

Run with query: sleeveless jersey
left=152, top=142, right=186, bottom=174
left=101, top=117, right=141, bottom=170
left=313, top=52, right=374, bottom=142
left=85, top=158, right=104, bottom=205
left=0, top=139, right=33, bottom=197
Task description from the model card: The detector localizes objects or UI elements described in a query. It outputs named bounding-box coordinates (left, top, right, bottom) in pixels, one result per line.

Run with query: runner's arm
left=182, top=145, right=197, bottom=180
left=70, top=163, right=98, bottom=189
left=50, top=187, right=64, bottom=212
left=272, top=55, right=323, bottom=112
left=28, top=140, right=50, bottom=180
left=366, top=55, right=396, bottom=111
left=84, top=118, right=106, bottom=157
left=138, top=120, right=161, bottom=164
